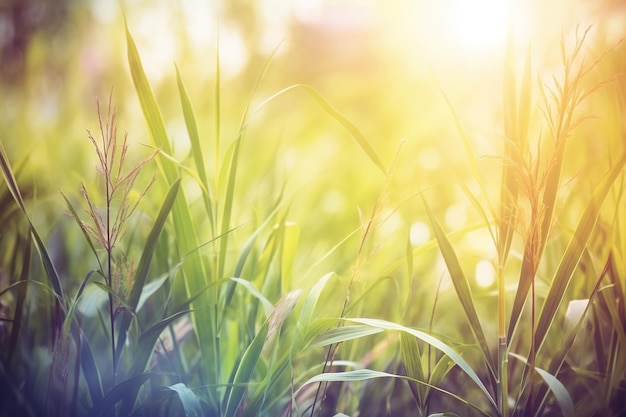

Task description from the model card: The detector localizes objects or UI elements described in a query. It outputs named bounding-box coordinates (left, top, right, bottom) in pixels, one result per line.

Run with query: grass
left=0, top=13, right=625, bottom=417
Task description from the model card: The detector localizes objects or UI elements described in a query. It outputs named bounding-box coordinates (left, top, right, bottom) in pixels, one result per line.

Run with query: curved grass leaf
left=230, top=277, right=274, bottom=317
left=115, top=178, right=181, bottom=360
left=60, top=191, right=103, bottom=271
left=400, top=332, right=426, bottom=412
left=7, top=233, right=31, bottom=364
left=428, top=413, right=461, bottom=417
left=72, top=322, right=103, bottom=406
left=175, top=65, right=214, bottom=230
left=62, top=269, right=99, bottom=335
left=119, top=309, right=191, bottom=415
left=293, top=272, right=335, bottom=353
left=509, top=353, right=575, bottom=417
left=168, top=382, right=204, bottom=417
left=297, top=369, right=492, bottom=417
left=344, top=317, right=497, bottom=411
left=252, top=84, right=386, bottom=174
left=0, top=142, right=65, bottom=307
left=534, top=367, right=575, bottom=417
left=126, top=26, right=218, bottom=403
left=535, top=152, right=626, bottom=353
left=309, top=325, right=385, bottom=349
left=87, top=372, right=153, bottom=417
left=223, top=320, right=269, bottom=417
left=423, top=197, right=496, bottom=380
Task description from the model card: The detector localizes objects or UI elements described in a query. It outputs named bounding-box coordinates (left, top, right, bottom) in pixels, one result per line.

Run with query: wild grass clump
left=0, top=16, right=624, bottom=417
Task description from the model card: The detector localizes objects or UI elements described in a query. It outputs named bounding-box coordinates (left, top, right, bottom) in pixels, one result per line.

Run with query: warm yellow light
left=449, top=0, right=510, bottom=51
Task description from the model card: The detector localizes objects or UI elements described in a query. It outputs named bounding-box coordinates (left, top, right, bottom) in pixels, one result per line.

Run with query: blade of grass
left=297, top=369, right=492, bottom=417
left=62, top=269, right=99, bottom=335
left=0, top=142, right=66, bottom=340
left=223, top=320, right=269, bottom=417
left=509, top=353, right=575, bottom=417
left=115, top=178, right=180, bottom=360
left=87, top=372, right=153, bottom=417
left=6, top=232, right=31, bottom=365
left=252, top=84, right=386, bottom=174
left=423, top=197, right=496, bottom=381
left=433, top=77, right=489, bottom=209
left=119, top=309, right=192, bottom=415
left=126, top=24, right=219, bottom=407
left=168, top=383, right=204, bottom=417
left=400, top=332, right=427, bottom=413
left=175, top=65, right=214, bottom=236
left=534, top=152, right=626, bottom=353
left=343, top=317, right=497, bottom=411
left=72, top=321, right=103, bottom=406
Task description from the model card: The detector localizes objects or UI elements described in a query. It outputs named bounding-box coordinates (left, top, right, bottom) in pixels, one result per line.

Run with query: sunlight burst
left=450, top=0, right=510, bottom=51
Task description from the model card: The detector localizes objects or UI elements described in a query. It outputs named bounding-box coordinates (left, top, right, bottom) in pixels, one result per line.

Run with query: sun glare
left=450, top=0, right=510, bottom=51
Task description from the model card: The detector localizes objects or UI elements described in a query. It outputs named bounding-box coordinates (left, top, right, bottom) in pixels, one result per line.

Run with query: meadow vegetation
left=0, top=1, right=625, bottom=416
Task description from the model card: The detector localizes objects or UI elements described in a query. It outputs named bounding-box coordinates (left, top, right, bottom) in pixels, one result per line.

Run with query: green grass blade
left=119, top=309, right=191, bottom=414
left=87, top=372, right=153, bottom=417
left=400, top=332, right=427, bottom=411
left=308, top=325, right=385, bottom=349
left=168, top=383, right=204, bottom=417
left=6, top=233, right=31, bottom=364
left=72, top=322, right=103, bottom=406
left=253, top=84, right=386, bottom=174
left=293, top=272, right=335, bottom=352
left=125, top=22, right=173, bottom=168
left=344, top=317, right=497, bottom=411
left=534, top=367, right=575, bottom=417
left=175, top=65, right=214, bottom=233
left=115, top=178, right=180, bottom=359
left=433, top=78, right=489, bottom=205
left=62, top=269, right=99, bottom=335
left=60, top=191, right=103, bottom=271
left=423, top=197, right=496, bottom=380
left=230, top=277, right=274, bottom=317
left=297, top=369, right=492, bottom=417
left=0, top=142, right=65, bottom=313
left=509, top=353, right=575, bottom=417
left=126, top=25, right=218, bottom=405
left=223, top=320, right=269, bottom=417
left=534, top=152, right=626, bottom=353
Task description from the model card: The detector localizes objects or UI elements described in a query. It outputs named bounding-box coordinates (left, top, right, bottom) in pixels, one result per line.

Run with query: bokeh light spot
left=475, top=260, right=496, bottom=287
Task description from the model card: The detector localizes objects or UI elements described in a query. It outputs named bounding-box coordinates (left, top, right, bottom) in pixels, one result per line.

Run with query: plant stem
left=498, top=265, right=508, bottom=417
left=105, top=144, right=117, bottom=380
left=529, top=273, right=536, bottom=415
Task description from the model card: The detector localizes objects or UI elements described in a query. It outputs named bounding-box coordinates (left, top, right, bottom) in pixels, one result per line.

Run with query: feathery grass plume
left=502, top=25, right=621, bottom=415
left=66, top=91, right=157, bottom=377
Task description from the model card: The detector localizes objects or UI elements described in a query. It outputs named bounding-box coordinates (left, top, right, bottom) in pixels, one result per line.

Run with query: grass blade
left=534, top=152, right=626, bottom=352
left=344, top=317, right=497, bottom=411
left=423, top=197, right=496, bottom=380
left=175, top=65, right=214, bottom=233
left=6, top=233, right=31, bottom=364
left=87, top=372, right=153, bottom=417
left=126, top=25, right=219, bottom=406
left=297, top=369, right=492, bottom=417
left=115, top=178, right=181, bottom=360
left=253, top=84, right=386, bottom=174
left=509, top=353, right=575, bottom=417
left=400, top=332, right=427, bottom=412
left=309, top=325, right=385, bottom=349
left=168, top=382, right=204, bottom=417
left=223, top=320, right=269, bottom=417
left=0, top=142, right=65, bottom=323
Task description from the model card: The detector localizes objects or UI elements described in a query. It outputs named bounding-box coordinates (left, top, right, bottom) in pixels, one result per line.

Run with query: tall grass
left=0, top=17, right=625, bottom=417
